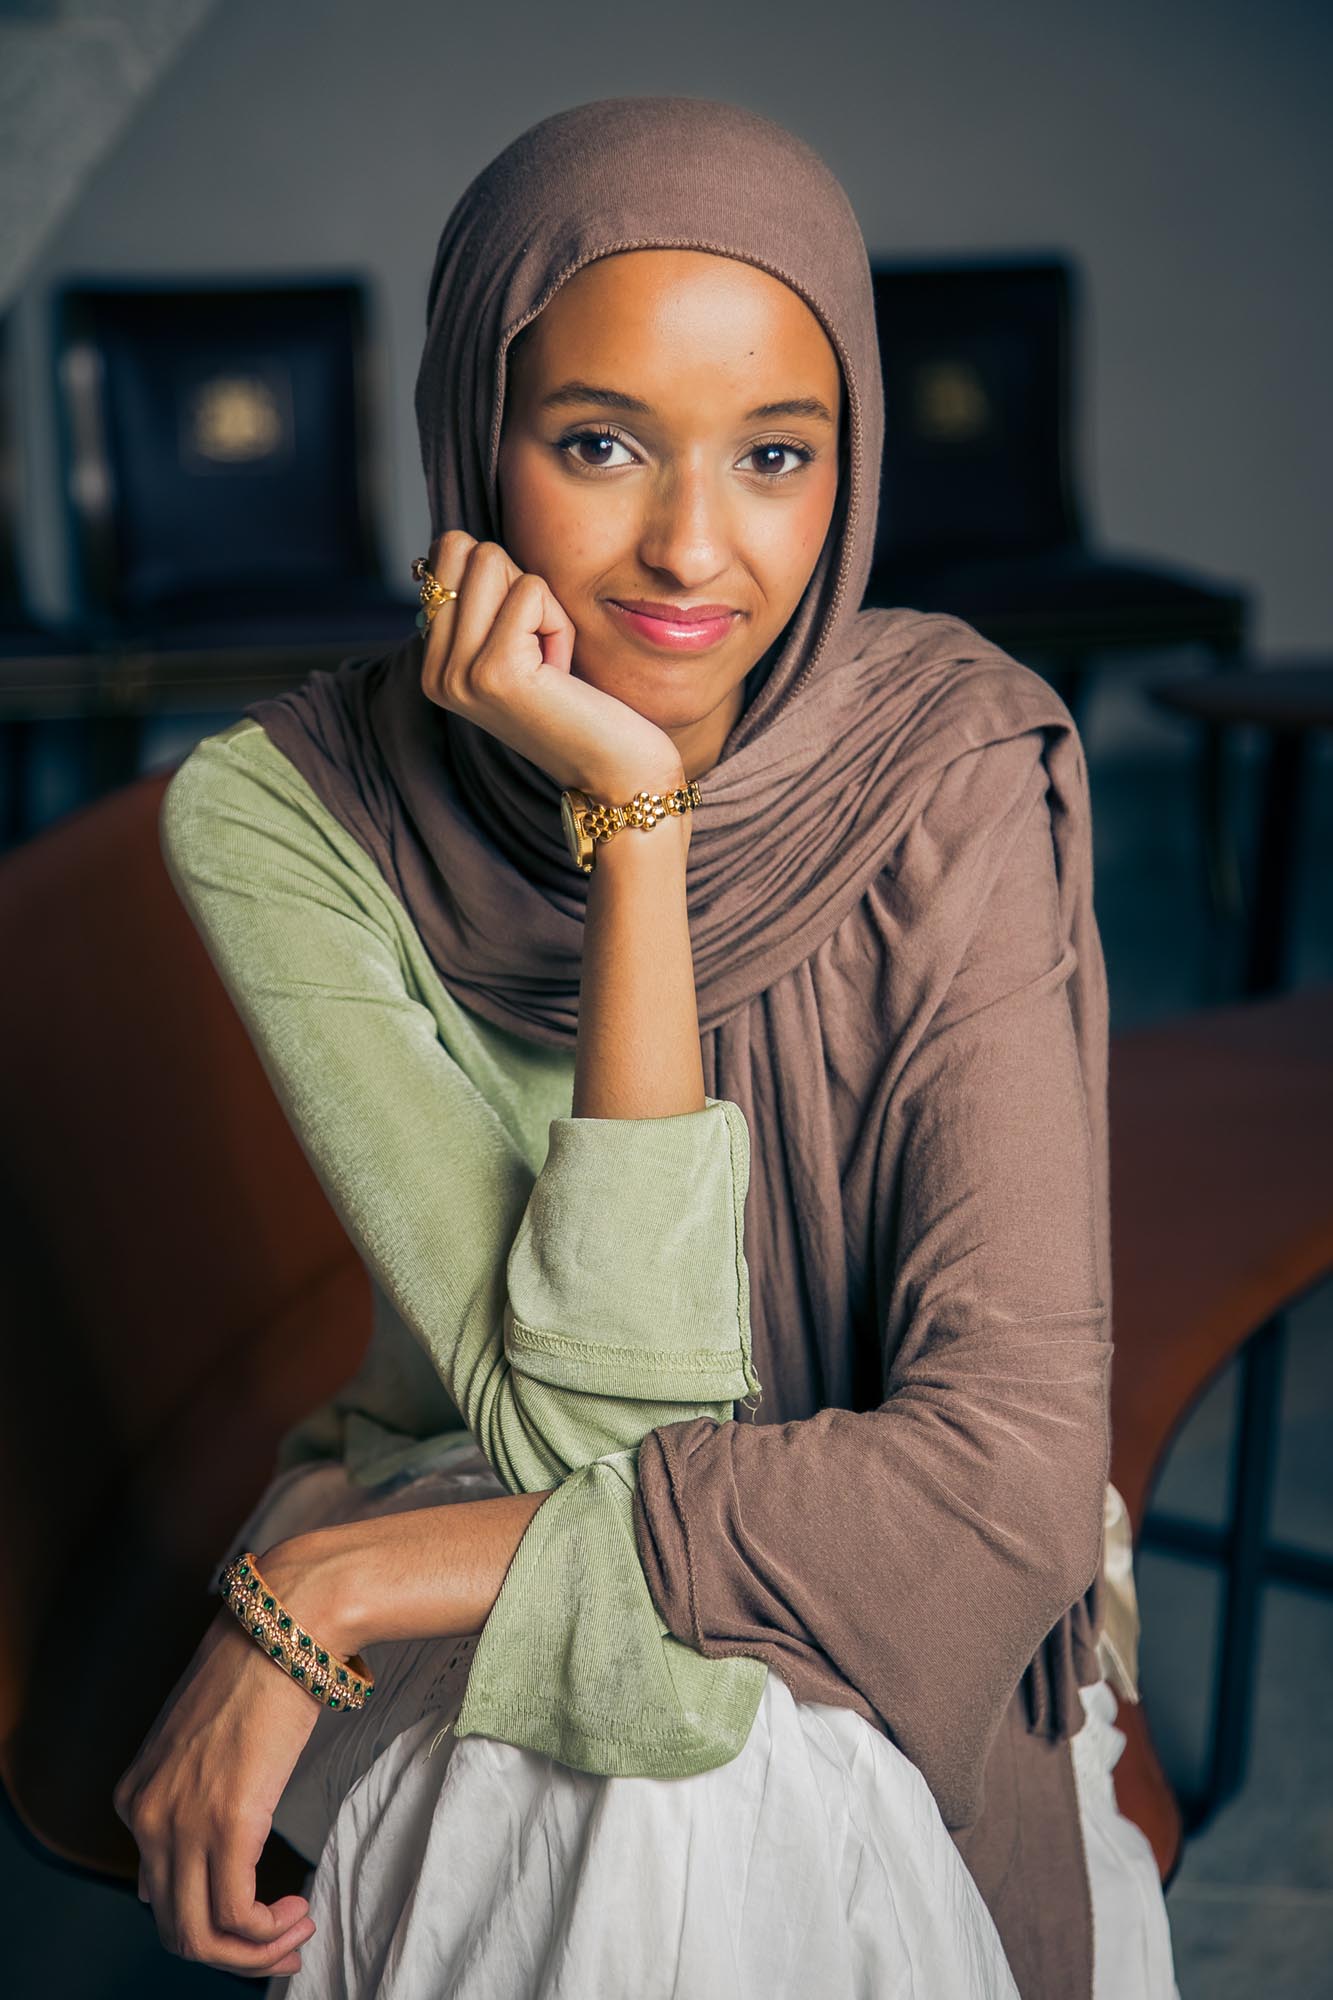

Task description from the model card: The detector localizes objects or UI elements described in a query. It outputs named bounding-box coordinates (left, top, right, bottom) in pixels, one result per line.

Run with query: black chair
left=52, top=277, right=417, bottom=650
left=0, top=310, right=84, bottom=660
left=0, top=312, right=88, bottom=846
left=864, top=259, right=1253, bottom=920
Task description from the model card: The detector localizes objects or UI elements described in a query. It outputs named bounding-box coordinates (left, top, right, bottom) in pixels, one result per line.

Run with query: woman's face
left=496, top=248, right=843, bottom=776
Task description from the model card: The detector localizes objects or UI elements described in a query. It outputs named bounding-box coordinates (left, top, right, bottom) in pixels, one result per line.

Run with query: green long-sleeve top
left=159, top=716, right=769, bottom=1776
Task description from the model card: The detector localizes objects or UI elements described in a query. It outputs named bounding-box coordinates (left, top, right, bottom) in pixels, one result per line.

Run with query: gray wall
left=12, top=0, right=1332, bottom=660
left=0, top=0, right=220, bottom=310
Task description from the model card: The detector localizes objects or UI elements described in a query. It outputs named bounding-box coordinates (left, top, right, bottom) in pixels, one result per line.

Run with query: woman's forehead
left=510, top=249, right=843, bottom=412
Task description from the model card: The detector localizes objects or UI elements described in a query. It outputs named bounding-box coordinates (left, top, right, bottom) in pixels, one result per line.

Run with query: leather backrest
left=0, top=768, right=369, bottom=1872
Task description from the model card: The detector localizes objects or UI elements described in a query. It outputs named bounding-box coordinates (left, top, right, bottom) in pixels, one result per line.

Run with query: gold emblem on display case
left=183, top=374, right=286, bottom=465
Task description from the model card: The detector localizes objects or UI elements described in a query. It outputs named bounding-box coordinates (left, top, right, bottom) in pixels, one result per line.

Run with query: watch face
left=560, top=790, right=586, bottom=869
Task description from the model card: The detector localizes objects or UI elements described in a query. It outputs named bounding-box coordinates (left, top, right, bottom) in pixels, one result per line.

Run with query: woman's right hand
left=417, top=529, right=688, bottom=802
left=113, top=1609, right=322, bottom=1980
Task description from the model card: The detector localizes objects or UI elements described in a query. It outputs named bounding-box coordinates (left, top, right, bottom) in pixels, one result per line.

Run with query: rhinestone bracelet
left=217, top=1550, right=376, bottom=1712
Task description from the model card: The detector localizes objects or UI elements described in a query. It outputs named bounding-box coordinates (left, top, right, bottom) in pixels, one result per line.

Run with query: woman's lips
left=605, top=599, right=741, bottom=652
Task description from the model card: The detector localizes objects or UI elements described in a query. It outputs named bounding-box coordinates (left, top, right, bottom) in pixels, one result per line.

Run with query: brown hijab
left=245, top=96, right=1110, bottom=1999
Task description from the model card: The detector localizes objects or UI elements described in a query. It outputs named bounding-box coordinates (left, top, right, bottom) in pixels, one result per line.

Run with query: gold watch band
left=564, top=779, right=702, bottom=873
left=583, top=780, right=702, bottom=842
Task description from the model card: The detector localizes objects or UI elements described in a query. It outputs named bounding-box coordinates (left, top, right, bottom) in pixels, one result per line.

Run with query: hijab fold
left=245, top=97, right=1110, bottom=2000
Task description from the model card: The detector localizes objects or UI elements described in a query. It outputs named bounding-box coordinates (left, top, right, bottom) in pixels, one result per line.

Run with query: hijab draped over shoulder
left=245, top=96, right=1111, bottom=2000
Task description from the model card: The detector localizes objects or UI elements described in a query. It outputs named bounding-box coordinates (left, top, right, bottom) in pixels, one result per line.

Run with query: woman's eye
left=560, top=429, right=637, bottom=470
left=742, top=442, right=814, bottom=479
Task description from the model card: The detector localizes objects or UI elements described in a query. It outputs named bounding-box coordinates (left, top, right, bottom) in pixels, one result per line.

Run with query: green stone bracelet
left=218, top=1550, right=376, bottom=1712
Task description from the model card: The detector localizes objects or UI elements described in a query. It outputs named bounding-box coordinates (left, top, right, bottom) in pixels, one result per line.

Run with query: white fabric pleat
left=1071, top=1680, right=1182, bottom=2000
left=239, top=1453, right=1177, bottom=2000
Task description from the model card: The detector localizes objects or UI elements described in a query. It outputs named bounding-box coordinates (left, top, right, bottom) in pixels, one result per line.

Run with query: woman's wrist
left=587, top=804, right=691, bottom=881
left=579, top=758, right=688, bottom=803
left=207, top=1600, right=329, bottom=1724
left=249, top=1531, right=368, bottom=1663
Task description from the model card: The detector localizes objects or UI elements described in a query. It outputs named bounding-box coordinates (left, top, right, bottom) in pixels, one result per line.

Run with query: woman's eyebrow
left=538, top=380, right=836, bottom=426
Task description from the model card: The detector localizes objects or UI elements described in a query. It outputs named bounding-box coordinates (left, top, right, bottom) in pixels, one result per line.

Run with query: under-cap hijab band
left=242, top=102, right=1112, bottom=1990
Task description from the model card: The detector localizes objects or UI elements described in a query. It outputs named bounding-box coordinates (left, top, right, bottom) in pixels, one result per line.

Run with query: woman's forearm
left=573, top=770, right=704, bottom=1119
left=248, top=779, right=705, bottom=1662
left=254, top=1490, right=553, bottom=1659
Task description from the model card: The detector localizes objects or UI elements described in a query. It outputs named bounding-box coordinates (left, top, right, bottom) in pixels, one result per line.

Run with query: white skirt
left=216, top=1447, right=1176, bottom=2000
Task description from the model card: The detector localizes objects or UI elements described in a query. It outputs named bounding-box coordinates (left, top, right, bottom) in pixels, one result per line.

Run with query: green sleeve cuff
left=504, top=1096, right=760, bottom=1404
left=452, top=1448, right=768, bottom=1776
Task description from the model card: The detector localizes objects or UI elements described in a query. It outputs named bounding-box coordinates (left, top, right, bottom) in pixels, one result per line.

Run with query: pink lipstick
left=606, top=598, right=742, bottom=652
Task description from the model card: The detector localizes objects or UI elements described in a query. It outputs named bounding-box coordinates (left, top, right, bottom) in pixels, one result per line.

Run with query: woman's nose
left=635, top=463, right=731, bottom=585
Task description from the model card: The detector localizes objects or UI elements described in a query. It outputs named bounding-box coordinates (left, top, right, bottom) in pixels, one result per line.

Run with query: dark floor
left=3, top=657, right=1331, bottom=1995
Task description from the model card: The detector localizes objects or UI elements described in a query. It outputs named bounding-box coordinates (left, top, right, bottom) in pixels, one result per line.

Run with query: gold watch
left=559, top=779, right=703, bottom=874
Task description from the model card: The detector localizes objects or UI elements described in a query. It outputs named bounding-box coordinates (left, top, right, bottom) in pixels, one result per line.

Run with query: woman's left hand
left=112, top=1592, right=328, bottom=1978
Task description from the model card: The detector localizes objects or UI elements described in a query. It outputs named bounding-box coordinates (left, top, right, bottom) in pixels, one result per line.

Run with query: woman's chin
left=574, top=649, right=754, bottom=734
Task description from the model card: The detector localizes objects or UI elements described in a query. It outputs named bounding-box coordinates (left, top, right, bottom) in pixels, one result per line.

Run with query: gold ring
left=411, top=557, right=460, bottom=631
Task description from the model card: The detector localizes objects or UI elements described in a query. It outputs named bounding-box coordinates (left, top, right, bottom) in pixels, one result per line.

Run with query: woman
left=116, top=96, right=1178, bottom=1999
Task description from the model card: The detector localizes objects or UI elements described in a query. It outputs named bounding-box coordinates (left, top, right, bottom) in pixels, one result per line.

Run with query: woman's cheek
left=753, top=519, right=822, bottom=618
left=496, top=449, right=581, bottom=573
left=777, top=481, right=839, bottom=595
left=528, top=487, right=621, bottom=596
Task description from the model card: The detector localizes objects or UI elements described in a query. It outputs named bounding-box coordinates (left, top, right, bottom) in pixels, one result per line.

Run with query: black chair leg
left=1198, top=640, right=1246, bottom=936
left=1184, top=1312, right=1287, bottom=1831
left=1245, top=729, right=1308, bottom=998
left=1, top=717, right=37, bottom=851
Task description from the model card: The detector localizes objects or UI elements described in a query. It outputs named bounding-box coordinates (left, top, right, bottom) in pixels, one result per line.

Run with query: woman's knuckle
left=422, top=646, right=453, bottom=701
left=172, top=1923, right=202, bottom=1961
left=470, top=651, right=506, bottom=698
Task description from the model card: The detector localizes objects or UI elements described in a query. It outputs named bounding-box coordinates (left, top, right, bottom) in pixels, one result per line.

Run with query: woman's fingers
left=438, top=541, right=531, bottom=701
left=160, top=1835, right=206, bottom=1959
left=138, top=1828, right=173, bottom=1946
left=134, top=1809, right=316, bottom=1976
left=416, top=529, right=468, bottom=692
left=154, top=1835, right=315, bottom=1975
left=428, top=554, right=575, bottom=729
left=419, top=531, right=485, bottom=704
left=484, top=567, right=577, bottom=679
left=209, top=1830, right=306, bottom=1947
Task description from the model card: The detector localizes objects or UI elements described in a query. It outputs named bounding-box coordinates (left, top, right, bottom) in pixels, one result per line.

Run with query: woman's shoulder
left=161, top=714, right=315, bottom=825
left=158, top=715, right=397, bottom=931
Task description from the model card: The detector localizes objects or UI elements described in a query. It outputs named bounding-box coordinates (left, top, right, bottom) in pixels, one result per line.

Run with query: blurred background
left=0, top=1, right=1329, bottom=1994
